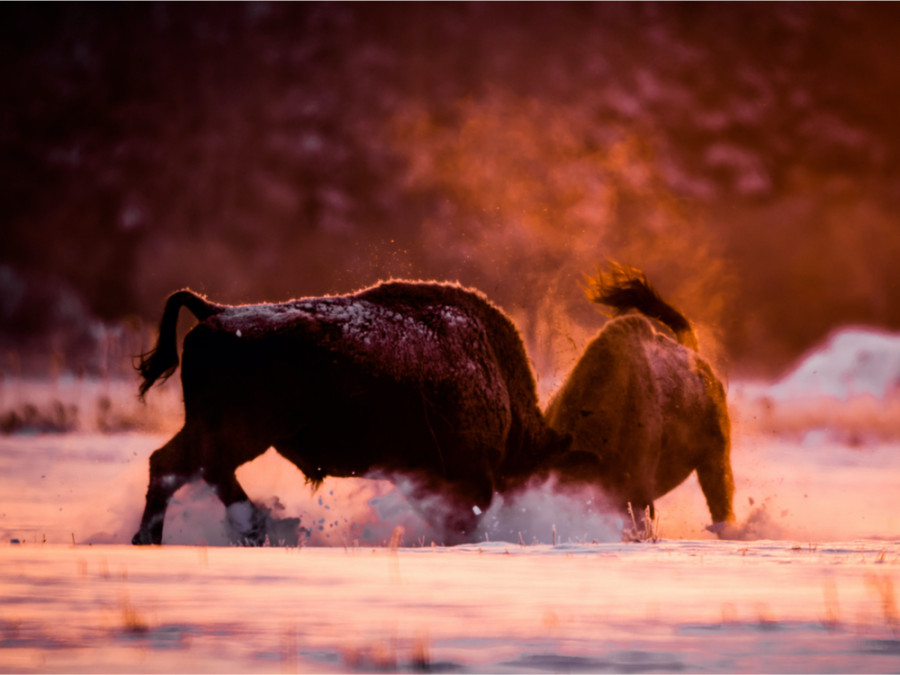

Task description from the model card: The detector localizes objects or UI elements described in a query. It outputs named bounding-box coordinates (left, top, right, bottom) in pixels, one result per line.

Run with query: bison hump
left=213, top=296, right=506, bottom=396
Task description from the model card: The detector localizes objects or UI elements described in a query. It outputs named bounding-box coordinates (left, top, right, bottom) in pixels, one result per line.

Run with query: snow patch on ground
left=769, top=326, right=900, bottom=401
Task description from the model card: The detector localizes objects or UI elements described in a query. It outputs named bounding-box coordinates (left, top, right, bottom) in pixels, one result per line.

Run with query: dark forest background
left=3, top=2, right=900, bottom=382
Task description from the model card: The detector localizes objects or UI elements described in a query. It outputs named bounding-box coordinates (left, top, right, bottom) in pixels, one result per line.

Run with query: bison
left=132, top=280, right=566, bottom=545
left=542, top=264, right=735, bottom=535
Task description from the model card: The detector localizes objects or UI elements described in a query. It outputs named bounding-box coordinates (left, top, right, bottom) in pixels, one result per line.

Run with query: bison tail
left=587, top=262, right=699, bottom=352
left=136, top=289, right=223, bottom=399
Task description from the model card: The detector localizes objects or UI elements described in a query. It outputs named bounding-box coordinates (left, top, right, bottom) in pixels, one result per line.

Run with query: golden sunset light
left=2, top=4, right=899, bottom=673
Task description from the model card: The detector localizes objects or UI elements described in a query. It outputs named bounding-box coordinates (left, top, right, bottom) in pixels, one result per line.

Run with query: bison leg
left=133, top=428, right=194, bottom=545
left=696, top=451, right=735, bottom=533
left=207, top=471, right=267, bottom=546
left=401, top=473, right=494, bottom=546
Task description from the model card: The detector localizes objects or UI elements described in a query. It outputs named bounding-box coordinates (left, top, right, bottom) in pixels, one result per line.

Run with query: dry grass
left=822, top=579, right=841, bottom=630
left=341, top=638, right=399, bottom=671
left=866, top=575, right=899, bottom=635
left=0, top=375, right=183, bottom=435
left=341, top=633, right=432, bottom=672
left=388, top=525, right=405, bottom=550
left=622, top=503, right=660, bottom=543
left=117, top=591, right=150, bottom=635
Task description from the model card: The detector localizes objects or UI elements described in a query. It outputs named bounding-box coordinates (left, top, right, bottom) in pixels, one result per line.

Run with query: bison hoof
left=706, top=520, right=738, bottom=539
left=132, top=530, right=156, bottom=545
left=226, top=500, right=268, bottom=546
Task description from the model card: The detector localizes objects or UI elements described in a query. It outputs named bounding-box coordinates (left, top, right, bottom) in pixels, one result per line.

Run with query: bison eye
left=579, top=409, right=592, bottom=418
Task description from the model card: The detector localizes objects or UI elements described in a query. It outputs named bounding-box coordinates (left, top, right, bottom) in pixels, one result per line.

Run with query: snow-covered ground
left=2, top=428, right=899, bottom=550
left=1, top=429, right=897, bottom=673
left=1, top=538, right=898, bottom=673
left=1, top=326, right=899, bottom=672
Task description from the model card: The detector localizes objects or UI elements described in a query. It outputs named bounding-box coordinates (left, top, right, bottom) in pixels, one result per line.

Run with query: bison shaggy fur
left=132, top=280, right=566, bottom=546
left=542, top=264, right=735, bottom=534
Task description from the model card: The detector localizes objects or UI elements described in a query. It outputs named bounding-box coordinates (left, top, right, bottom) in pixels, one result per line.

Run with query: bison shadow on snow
left=131, top=280, right=567, bottom=546
left=131, top=267, right=736, bottom=546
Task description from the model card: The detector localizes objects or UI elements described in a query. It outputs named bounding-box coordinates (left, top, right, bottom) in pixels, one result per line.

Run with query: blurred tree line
left=2, top=2, right=899, bottom=379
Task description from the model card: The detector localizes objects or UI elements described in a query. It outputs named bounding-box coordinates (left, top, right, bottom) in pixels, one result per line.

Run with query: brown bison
left=542, top=264, right=735, bottom=535
left=132, top=281, right=566, bottom=545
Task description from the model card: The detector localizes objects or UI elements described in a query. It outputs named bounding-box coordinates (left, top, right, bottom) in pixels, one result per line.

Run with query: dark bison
left=132, top=281, right=565, bottom=545
left=542, top=264, right=735, bottom=535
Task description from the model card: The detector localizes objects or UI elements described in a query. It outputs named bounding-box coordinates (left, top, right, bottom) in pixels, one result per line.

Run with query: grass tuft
left=821, top=579, right=841, bottom=630
left=1, top=376, right=183, bottom=435
left=866, top=575, right=899, bottom=635
left=118, top=592, right=150, bottom=635
left=341, top=634, right=432, bottom=672
left=622, top=503, right=660, bottom=543
left=388, top=525, right=404, bottom=550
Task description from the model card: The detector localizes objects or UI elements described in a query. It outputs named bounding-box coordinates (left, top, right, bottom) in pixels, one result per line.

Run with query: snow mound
left=769, top=326, right=900, bottom=401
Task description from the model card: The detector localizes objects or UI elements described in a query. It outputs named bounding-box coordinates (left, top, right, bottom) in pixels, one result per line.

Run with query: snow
left=768, top=326, right=900, bottom=401
left=1, top=539, right=898, bottom=673
left=217, top=297, right=489, bottom=386
left=2, top=327, right=900, bottom=671
left=1, top=424, right=898, bottom=671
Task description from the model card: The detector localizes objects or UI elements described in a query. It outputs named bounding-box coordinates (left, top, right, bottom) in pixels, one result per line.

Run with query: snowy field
left=2, top=327, right=900, bottom=672
left=2, top=539, right=899, bottom=673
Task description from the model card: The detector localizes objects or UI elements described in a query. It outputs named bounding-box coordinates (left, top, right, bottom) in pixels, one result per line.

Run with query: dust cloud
left=4, top=3, right=900, bottom=383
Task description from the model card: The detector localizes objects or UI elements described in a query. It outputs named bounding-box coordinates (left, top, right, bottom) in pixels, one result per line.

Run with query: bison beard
left=131, top=280, right=567, bottom=546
